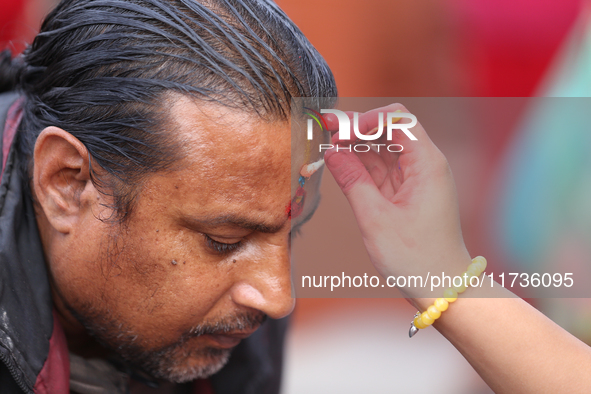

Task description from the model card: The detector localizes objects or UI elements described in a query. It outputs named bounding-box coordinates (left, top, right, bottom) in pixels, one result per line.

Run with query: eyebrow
left=181, top=194, right=322, bottom=235
left=181, top=213, right=288, bottom=234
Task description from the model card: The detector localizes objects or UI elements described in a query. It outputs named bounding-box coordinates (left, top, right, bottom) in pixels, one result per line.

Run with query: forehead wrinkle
left=165, top=97, right=291, bottom=211
left=167, top=100, right=290, bottom=177
left=182, top=140, right=290, bottom=206
left=170, top=96, right=272, bottom=145
left=177, top=123, right=290, bottom=182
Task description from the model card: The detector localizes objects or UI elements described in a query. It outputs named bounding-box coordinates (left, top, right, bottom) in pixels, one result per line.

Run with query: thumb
left=324, top=148, right=386, bottom=223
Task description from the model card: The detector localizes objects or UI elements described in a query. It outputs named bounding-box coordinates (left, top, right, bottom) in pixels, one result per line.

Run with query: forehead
left=154, top=97, right=291, bottom=215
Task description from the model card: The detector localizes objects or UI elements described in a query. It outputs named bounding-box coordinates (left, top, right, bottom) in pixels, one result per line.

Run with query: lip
left=206, top=329, right=258, bottom=349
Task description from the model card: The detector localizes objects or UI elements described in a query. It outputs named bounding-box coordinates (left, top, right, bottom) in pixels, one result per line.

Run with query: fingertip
left=324, top=146, right=351, bottom=172
left=324, top=149, right=369, bottom=194
left=323, top=113, right=339, bottom=131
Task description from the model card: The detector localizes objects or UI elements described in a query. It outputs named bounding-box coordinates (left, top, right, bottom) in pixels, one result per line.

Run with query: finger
left=328, top=111, right=371, bottom=140
left=354, top=148, right=388, bottom=188
left=330, top=114, right=364, bottom=145
left=322, top=112, right=340, bottom=133
left=356, top=104, right=446, bottom=179
left=331, top=128, right=400, bottom=170
left=357, top=103, right=436, bottom=151
left=331, top=129, right=355, bottom=145
left=324, top=147, right=387, bottom=225
left=329, top=119, right=401, bottom=188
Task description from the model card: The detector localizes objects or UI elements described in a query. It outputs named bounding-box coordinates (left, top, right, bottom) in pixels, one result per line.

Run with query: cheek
left=49, top=217, right=114, bottom=308
left=91, top=224, right=236, bottom=338
left=57, top=218, right=236, bottom=344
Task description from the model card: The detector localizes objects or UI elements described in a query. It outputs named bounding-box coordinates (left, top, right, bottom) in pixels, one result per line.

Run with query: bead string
left=409, top=256, right=487, bottom=338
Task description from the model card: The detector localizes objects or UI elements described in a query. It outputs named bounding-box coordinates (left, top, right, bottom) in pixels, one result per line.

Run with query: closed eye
left=203, top=234, right=242, bottom=254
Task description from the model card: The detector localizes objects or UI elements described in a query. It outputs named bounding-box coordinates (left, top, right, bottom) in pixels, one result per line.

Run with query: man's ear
left=33, top=126, right=95, bottom=234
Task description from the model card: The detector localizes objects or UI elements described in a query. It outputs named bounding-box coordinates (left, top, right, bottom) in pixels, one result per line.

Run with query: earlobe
left=33, top=126, right=95, bottom=234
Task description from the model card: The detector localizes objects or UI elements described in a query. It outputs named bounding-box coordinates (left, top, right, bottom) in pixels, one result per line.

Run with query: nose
left=229, top=238, right=295, bottom=320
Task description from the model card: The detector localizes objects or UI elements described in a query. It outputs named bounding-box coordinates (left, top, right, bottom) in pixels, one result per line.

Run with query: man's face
left=45, top=97, right=320, bottom=383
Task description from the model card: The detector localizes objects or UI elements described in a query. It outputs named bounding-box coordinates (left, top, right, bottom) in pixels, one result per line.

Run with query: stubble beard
left=69, top=303, right=266, bottom=383
left=63, top=217, right=267, bottom=383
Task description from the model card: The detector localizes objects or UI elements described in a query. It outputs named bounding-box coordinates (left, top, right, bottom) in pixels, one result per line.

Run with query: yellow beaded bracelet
left=409, top=256, right=487, bottom=338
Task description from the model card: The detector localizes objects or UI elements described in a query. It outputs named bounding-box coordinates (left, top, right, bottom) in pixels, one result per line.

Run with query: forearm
left=323, top=104, right=591, bottom=392
left=414, top=283, right=591, bottom=393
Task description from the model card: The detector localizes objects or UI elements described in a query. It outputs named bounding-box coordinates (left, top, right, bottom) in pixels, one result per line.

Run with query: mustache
left=183, top=311, right=268, bottom=340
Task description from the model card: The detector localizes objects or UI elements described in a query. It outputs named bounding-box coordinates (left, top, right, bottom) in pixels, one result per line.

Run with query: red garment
left=33, top=311, right=70, bottom=394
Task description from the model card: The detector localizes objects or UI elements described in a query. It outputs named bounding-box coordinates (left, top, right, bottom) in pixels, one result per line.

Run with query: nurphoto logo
left=304, top=108, right=418, bottom=153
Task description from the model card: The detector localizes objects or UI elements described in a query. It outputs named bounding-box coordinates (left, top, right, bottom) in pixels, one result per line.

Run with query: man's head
left=9, top=0, right=336, bottom=383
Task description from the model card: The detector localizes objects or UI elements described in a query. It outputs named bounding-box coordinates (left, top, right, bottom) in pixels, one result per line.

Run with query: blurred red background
left=275, top=0, right=582, bottom=350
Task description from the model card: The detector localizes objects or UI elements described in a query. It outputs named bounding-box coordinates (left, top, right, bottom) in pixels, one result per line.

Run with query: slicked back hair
left=1, top=0, right=337, bottom=220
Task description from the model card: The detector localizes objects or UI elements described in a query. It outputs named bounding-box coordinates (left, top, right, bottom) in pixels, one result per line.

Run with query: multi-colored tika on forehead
left=289, top=108, right=326, bottom=219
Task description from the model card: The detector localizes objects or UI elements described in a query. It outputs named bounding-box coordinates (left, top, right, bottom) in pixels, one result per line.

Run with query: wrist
left=407, top=256, right=488, bottom=337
